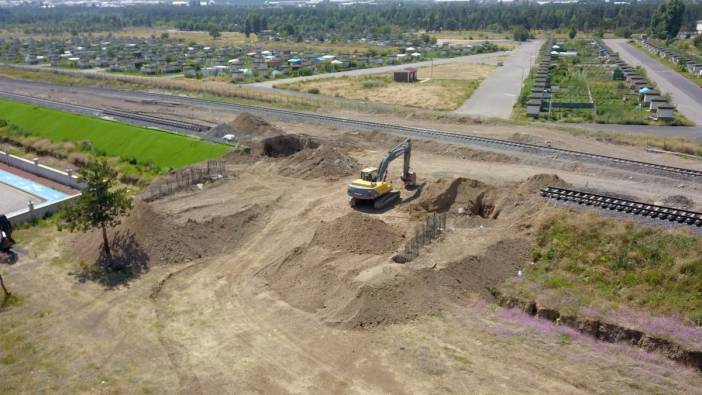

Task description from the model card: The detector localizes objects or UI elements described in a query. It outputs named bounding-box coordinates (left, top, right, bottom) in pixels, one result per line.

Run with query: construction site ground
left=2, top=87, right=702, bottom=392
left=0, top=72, right=702, bottom=394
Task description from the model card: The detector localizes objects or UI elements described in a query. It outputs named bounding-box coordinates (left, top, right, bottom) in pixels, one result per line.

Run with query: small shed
left=393, top=67, right=417, bottom=83
left=657, top=104, right=675, bottom=120
left=526, top=99, right=542, bottom=118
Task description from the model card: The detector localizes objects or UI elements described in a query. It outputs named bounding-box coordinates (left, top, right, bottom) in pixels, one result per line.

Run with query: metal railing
left=140, top=159, right=225, bottom=202
left=393, top=212, right=447, bottom=263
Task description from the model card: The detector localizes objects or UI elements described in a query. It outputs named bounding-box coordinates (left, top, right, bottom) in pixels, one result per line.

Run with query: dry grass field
left=277, top=62, right=496, bottom=111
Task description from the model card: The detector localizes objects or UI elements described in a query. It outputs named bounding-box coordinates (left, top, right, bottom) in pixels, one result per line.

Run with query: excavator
left=0, top=215, right=15, bottom=254
left=347, top=138, right=416, bottom=209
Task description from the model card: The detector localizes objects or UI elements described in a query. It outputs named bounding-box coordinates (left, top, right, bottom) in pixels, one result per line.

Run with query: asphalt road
left=249, top=50, right=509, bottom=88
left=455, top=40, right=543, bottom=119
left=606, top=39, right=702, bottom=126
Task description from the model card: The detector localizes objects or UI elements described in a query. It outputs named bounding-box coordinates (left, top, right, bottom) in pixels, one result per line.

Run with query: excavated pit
left=262, top=134, right=319, bottom=157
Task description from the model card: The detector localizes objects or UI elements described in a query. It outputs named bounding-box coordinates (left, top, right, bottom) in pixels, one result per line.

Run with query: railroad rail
left=1, top=86, right=702, bottom=180
left=541, top=186, right=702, bottom=227
left=0, top=91, right=210, bottom=134
left=102, top=110, right=209, bottom=132
left=108, top=89, right=702, bottom=180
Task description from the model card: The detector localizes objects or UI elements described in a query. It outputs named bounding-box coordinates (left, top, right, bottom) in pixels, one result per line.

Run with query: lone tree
left=208, top=26, right=221, bottom=40
left=58, top=160, right=132, bottom=261
left=512, top=25, right=530, bottom=42
left=568, top=26, right=577, bottom=40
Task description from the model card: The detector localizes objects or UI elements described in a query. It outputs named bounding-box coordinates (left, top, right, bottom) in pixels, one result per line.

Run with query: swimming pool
left=0, top=168, right=68, bottom=202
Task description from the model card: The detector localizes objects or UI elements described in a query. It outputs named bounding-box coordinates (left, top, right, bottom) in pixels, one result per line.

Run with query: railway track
left=541, top=186, right=702, bottom=227
left=1, top=85, right=702, bottom=180
left=104, top=88, right=702, bottom=180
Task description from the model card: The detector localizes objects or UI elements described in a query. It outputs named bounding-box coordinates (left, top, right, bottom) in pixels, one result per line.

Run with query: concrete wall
left=0, top=150, right=85, bottom=189
left=7, top=194, right=80, bottom=224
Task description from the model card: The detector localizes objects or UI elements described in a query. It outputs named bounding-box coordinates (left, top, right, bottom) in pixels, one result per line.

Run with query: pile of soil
left=517, top=174, right=569, bottom=194
left=312, top=212, right=403, bottom=255
left=262, top=234, right=532, bottom=329
left=232, top=112, right=285, bottom=139
left=340, top=238, right=532, bottom=328
left=662, top=195, right=695, bottom=210
left=72, top=201, right=265, bottom=266
left=279, top=145, right=360, bottom=179
left=262, top=134, right=319, bottom=157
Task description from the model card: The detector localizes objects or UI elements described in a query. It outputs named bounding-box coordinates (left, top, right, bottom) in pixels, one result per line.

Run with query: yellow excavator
left=347, top=138, right=416, bottom=209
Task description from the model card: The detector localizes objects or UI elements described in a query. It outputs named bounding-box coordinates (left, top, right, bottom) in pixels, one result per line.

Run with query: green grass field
left=517, top=213, right=702, bottom=325
left=0, top=98, right=228, bottom=169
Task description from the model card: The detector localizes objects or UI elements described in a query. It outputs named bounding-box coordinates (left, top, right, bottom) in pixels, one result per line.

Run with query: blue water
left=0, top=168, right=69, bottom=202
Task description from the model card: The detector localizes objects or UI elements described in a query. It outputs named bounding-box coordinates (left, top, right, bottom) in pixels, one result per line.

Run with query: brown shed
left=393, top=67, right=418, bottom=83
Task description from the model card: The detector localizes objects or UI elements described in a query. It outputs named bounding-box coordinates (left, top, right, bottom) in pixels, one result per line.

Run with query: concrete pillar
left=33, top=158, right=39, bottom=166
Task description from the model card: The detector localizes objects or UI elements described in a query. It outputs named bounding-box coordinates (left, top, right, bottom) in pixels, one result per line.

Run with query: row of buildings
left=0, top=35, right=497, bottom=82
left=637, top=36, right=702, bottom=78
left=593, top=38, right=675, bottom=121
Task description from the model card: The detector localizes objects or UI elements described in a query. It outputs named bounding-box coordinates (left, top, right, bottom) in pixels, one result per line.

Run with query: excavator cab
left=360, top=167, right=379, bottom=182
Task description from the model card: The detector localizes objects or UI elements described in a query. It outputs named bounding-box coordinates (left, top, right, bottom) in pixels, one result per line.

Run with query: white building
left=698, top=20, right=702, bottom=35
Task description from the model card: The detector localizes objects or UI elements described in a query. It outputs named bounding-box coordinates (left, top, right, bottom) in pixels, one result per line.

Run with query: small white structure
left=697, top=20, right=702, bottom=35
left=222, top=134, right=237, bottom=142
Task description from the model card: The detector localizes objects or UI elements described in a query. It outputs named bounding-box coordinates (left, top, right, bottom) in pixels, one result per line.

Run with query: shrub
left=307, top=88, right=320, bottom=94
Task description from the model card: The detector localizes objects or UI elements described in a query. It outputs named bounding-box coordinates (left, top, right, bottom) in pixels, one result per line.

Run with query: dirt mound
left=262, top=134, right=319, bottom=157
left=516, top=174, right=569, bottom=194
left=228, top=112, right=284, bottom=140
left=73, top=201, right=265, bottom=266
left=340, top=238, right=532, bottom=328
left=279, top=145, right=359, bottom=179
left=262, top=235, right=532, bottom=329
left=312, top=212, right=403, bottom=255
left=662, top=195, right=695, bottom=210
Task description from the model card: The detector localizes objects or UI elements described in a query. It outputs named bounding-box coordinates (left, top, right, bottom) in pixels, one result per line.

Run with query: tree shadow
left=73, top=231, right=150, bottom=289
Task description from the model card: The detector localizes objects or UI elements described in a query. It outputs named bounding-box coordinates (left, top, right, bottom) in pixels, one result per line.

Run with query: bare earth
left=2, top=110, right=702, bottom=393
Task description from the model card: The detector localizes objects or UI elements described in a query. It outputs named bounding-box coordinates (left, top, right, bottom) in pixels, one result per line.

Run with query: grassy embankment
left=0, top=98, right=229, bottom=185
left=507, top=213, right=702, bottom=326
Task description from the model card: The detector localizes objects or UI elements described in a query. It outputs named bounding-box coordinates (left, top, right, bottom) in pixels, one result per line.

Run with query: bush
left=307, top=88, right=320, bottom=94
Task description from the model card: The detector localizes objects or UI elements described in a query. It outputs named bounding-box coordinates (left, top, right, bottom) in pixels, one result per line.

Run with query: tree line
left=1, top=2, right=701, bottom=38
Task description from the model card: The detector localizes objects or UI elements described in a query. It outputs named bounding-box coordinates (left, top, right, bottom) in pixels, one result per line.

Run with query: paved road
left=455, top=40, right=542, bottom=119
left=249, top=50, right=509, bottom=88
left=606, top=39, right=702, bottom=126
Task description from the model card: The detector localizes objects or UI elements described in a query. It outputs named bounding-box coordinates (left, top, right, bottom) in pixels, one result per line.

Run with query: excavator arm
left=375, top=138, right=414, bottom=184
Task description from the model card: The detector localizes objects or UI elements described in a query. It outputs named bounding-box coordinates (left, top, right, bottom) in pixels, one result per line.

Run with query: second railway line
left=0, top=83, right=701, bottom=182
